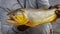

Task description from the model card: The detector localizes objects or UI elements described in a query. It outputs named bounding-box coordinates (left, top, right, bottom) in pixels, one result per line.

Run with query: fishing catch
left=6, top=5, right=60, bottom=27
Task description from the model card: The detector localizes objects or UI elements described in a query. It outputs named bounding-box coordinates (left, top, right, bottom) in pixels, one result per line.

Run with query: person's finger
left=55, top=5, right=60, bottom=9
left=55, top=10, right=60, bottom=18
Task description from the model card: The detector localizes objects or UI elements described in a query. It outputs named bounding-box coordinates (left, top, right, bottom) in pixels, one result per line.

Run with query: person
left=0, top=0, right=53, bottom=34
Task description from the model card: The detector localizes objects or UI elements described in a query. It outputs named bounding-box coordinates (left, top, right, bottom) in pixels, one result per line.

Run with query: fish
left=6, top=8, right=58, bottom=27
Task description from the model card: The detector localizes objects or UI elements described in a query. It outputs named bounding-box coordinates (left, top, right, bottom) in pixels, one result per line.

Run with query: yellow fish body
left=7, top=8, right=57, bottom=27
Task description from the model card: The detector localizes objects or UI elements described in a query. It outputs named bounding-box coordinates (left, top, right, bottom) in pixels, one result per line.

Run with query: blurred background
left=0, top=0, right=60, bottom=34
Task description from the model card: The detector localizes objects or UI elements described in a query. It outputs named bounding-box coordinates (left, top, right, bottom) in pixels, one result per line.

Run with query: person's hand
left=54, top=4, right=60, bottom=9
left=55, top=10, right=60, bottom=18
left=54, top=4, right=60, bottom=18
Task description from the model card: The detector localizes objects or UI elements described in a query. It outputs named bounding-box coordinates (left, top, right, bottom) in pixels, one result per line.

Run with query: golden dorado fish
left=6, top=8, right=57, bottom=27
